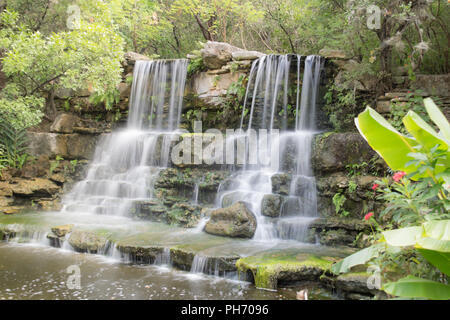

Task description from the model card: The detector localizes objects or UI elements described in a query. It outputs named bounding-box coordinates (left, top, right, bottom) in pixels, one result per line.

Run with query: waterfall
left=61, top=59, right=188, bottom=216
left=217, top=55, right=323, bottom=242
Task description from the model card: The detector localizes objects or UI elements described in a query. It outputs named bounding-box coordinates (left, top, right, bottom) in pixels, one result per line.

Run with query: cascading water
left=61, top=59, right=188, bottom=216
left=217, top=55, right=323, bottom=242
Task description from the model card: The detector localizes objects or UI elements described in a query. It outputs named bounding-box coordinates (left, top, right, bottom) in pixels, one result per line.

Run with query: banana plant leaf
left=424, top=97, right=450, bottom=142
left=331, top=243, right=384, bottom=274
left=355, top=107, right=418, bottom=173
left=383, top=276, right=450, bottom=300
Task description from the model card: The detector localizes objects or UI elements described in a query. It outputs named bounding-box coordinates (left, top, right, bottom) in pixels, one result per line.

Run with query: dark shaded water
left=0, top=243, right=333, bottom=300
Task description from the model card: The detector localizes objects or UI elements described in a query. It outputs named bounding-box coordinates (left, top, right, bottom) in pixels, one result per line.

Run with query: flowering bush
left=332, top=98, right=450, bottom=300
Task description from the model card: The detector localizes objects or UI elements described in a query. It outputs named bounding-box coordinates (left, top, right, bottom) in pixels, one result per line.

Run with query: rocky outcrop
left=312, top=133, right=380, bottom=174
left=27, top=132, right=100, bottom=160
left=200, top=41, right=243, bottom=69
left=205, top=201, right=257, bottom=238
left=8, top=178, right=60, bottom=197
left=185, top=42, right=264, bottom=129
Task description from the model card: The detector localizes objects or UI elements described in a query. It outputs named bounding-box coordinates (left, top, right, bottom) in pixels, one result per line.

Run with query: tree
left=0, top=10, right=124, bottom=121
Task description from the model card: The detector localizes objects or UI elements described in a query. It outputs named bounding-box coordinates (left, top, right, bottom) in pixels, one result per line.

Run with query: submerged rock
left=205, top=201, right=257, bottom=238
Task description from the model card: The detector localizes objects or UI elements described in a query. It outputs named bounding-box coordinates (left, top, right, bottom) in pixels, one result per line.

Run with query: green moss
left=236, top=250, right=337, bottom=290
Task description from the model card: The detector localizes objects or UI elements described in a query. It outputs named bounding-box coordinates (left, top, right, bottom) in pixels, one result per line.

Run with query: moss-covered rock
left=236, top=250, right=338, bottom=290
left=205, top=202, right=257, bottom=238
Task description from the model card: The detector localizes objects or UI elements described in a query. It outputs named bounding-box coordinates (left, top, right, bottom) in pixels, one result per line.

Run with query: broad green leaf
left=423, top=220, right=450, bottom=241
left=416, top=237, right=450, bottom=253
left=355, top=107, right=418, bottom=173
left=424, top=97, right=450, bottom=142
left=381, top=226, right=422, bottom=247
left=331, top=243, right=383, bottom=274
left=417, top=248, right=450, bottom=276
left=383, top=276, right=450, bottom=300
left=403, top=110, right=449, bottom=151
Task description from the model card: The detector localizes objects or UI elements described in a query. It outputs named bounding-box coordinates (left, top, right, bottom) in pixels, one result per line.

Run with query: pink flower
left=372, top=183, right=379, bottom=191
left=365, top=212, right=374, bottom=221
left=393, top=171, right=407, bottom=182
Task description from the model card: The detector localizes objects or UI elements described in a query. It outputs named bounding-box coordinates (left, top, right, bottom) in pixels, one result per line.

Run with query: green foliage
left=332, top=193, right=349, bottom=217
left=0, top=121, right=29, bottom=169
left=383, top=276, right=450, bottom=300
left=355, top=98, right=449, bottom=186
left=332, top=220, right=450, bottom=299
left=89, top=89, right=121, bottom=111
left=187, top=56, right=206, bottom=77
left=334, top=100, right=450, bottom=299
left=375, top=148, right=450, bottom=227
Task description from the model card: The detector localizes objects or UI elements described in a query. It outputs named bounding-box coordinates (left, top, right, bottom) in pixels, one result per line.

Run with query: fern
left=0, top=121, right=29, bottom=169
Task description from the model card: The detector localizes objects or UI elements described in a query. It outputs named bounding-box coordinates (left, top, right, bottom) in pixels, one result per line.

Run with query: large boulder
left=200, top=41, right=242, bottom=69
left=205, top=201, right=257, bottom=238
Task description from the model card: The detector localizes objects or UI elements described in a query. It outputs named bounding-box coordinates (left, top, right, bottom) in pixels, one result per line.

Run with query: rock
left=334, top=60, right=377, bottom=91
left=319, top=49, right=348, bottom=59
left=124, top=52, right=151, bottom=65
left=231, top=51, right=264, bottom=61
left=51, top=224, right=73, bottom=237
left=72, top=127, right=102, bottom=134
left=0, top=182, right=13, bottom=197
left=271, top=173, right=291, bottom=195
left=20, top=155, right=50, bottom=178
left=313, top=133, right=378, bottom=173
left=38, top=199, right=62, bottom=211
left=68, top=230, right=109, bottom=253
left=335, top=273, right=375, bottom=295
left=50, top=113, right=79, bottom=134
left=205, top=201, right=257, bottom=238
left=1, top=206, right=24, bottom=215
left=116, top=245, right=166, bottom=264
left=189, top=71, right=245, bottom=108
left=10, top=178, right=60, bottom=197
left=235, top=249, right=343, bottom=290
left=261, top=194, right=283, bottom=217
left=200, top=41, right=242, bottom=69
left=376, top=100, right=391, bottom=113
left=117, top=82, right=131, bottom=99
left=166, top=202, right=201, bottom=227
left=412, top=74, right=450, bottom=97
left=0, top=196, right=13, bottom=207
left=206, top=68, right=230, bottom=75
left=49, top=173, right=66, bottom=184
left=27, top=132, right=99, bottom=160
